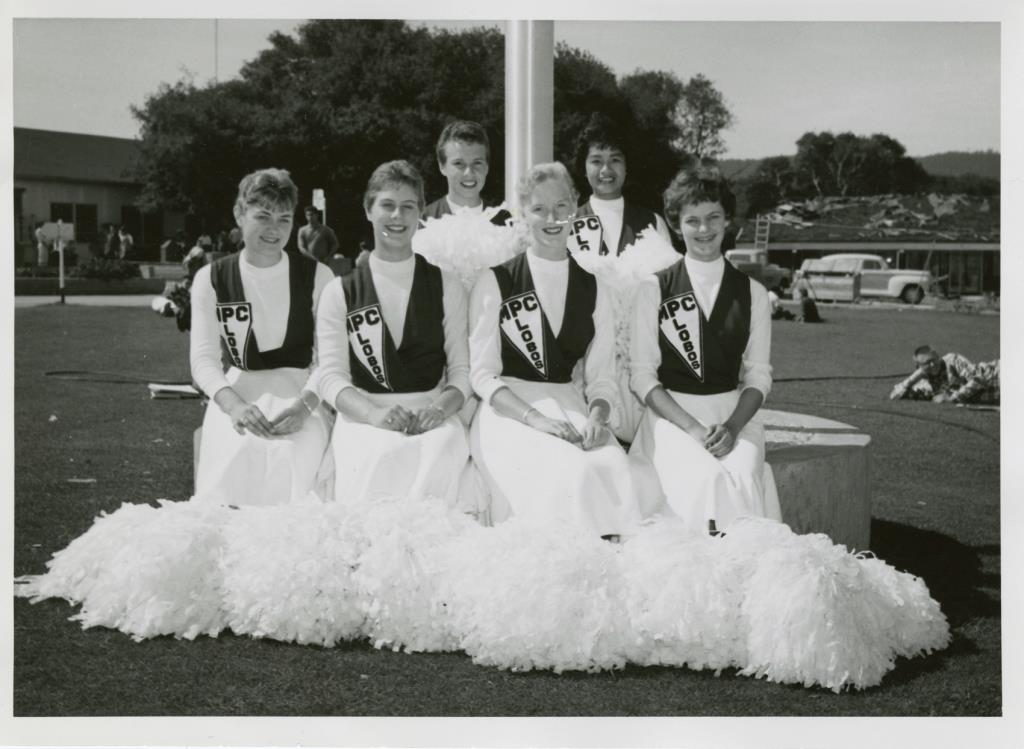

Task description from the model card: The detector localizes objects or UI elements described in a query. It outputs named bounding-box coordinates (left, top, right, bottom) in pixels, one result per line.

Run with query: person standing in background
left=297, top=206, right=339, bottom=263
left=118, top=225, right=134, bottom=260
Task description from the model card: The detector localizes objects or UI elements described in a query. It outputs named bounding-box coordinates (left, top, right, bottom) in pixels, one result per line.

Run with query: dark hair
left=304, top=205, right=320, bottom=215
left=435, top=120, right=490, bottom=164
left=234, top=168, right=299, bottom=213
left=575, top=113, right=628, bottom=173
left=914, top=345, right=937, bottom=357
left=662, top=165, right=737, bottom=230
left=363, top=160, right=425, bottom=212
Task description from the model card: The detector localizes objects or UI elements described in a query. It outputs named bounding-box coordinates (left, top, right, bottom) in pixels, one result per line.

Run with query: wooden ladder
left=754, top=214, right=771, bottom=251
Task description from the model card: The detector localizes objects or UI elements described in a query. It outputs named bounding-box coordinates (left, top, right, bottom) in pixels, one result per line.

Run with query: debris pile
left=744, top=194, right=999, bottom=243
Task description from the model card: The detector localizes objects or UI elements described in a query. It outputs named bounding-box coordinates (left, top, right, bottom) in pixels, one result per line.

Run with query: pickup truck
left=795, top=253, right=932, bottom=304
left=723, top=249, right=792, bottom=291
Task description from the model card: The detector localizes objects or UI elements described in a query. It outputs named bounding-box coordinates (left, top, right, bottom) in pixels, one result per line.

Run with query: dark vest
left=341, top=254, right=446, bottom=394
left=210, top=252, right=316, bottom=371
left=577, top=198, right=659, bottom=256
left=656, top=258, right=752, bottom=395
left=421, top=196, right=512, bottom=227
left=492, top=253, right=596, bottom=383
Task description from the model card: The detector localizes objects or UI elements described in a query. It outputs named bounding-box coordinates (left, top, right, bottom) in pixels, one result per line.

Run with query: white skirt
left=470, top=378, right=666, bottom=536
left=331, top=385, right=472, bottom=511
left=630, top=388, right=781, bottom=535
left=194, top=367, right=331, bottom=507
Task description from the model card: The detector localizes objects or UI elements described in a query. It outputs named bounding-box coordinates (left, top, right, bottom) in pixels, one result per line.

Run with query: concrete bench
left=193, top=408, right=872, bottom=550
left=759, top=408, right=872, bottom=551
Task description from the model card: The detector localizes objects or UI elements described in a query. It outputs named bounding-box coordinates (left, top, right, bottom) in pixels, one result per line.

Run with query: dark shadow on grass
left=870, top=518, right=1000, bottom=628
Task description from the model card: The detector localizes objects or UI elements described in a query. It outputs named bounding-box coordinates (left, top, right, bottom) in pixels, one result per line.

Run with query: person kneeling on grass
left=889, top=344, right=1000, bottom=404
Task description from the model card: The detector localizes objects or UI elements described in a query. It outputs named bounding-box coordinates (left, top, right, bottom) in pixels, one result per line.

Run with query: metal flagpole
left=504, top=21, right=554, bottom=204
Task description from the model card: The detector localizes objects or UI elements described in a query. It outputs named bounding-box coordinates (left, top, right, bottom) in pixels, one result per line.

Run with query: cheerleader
left=315, top=161, right=472, bottom=506
left=629, top=165, right=782, bottom=534
left=190, top=168, right=335, bottom=506
left=469, top=162, right=665, bottom=537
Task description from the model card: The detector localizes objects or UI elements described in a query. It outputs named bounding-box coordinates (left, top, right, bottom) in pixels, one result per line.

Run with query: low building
left=13, top=127, right=186, bottom=264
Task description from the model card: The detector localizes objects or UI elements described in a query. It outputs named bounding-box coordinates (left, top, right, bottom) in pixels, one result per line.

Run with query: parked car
left=724, top=249, right=792, bottom=291
left=795, top=253, right=932, bottom=304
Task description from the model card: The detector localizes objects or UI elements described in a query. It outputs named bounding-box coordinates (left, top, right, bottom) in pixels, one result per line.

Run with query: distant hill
left=717, top=151, right=999, bottom=181
left=914, top=151, right=1000, bottom=179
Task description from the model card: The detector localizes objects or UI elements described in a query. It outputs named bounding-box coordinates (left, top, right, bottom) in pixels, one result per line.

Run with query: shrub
left=70, top=258, right=142, bottom=281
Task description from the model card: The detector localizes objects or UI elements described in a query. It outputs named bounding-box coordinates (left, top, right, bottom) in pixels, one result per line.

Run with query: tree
left=619, top=70, right=687, bottom=210
left=673, top=74, right=735, bottom=160
left=792, top=131, right=930, bottom=199
left=743, top=155, right=795, bottom=217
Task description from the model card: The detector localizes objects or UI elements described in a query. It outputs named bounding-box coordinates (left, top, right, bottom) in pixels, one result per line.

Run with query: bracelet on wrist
left=522, top=407, right=538, bottom=423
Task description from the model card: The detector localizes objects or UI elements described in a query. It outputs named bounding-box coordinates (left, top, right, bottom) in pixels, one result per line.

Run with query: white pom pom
left=16, top=500, right=230, bottom=641
left=353, top=497, right=476, bottom=653
left=219, top=499, right=370, bottom=647
left=413, top=210, right=521, bottom=289
left=441, top=518, right=631, bottom=673
left=620, top=519, right=747, bottom=672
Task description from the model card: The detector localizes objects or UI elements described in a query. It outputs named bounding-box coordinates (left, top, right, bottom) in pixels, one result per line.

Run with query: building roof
left=14, top=127, right=141, bottom=185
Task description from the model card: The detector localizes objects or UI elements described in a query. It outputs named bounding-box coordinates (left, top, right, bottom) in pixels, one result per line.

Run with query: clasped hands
left=525, top=408, right=607, bottom=451
left=369, top=403, right=448, bottom=434
left=228, top=397, right=312, bottom=438
left=686, top=422, right=737, bottom=458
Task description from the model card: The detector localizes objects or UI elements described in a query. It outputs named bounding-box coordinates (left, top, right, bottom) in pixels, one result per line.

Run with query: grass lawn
left=12, top=303, right=1000, bottom=716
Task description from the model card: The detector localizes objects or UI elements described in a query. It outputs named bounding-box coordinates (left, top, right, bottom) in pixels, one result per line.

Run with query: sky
left=11, top=16, right=1001, bottom=159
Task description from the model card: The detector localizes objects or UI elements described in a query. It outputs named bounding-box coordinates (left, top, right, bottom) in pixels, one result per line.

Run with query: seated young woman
left=190, top=168, right=336, bottom=506
left=629, top=165, right=782, bottom=535
left=314, top=160, right=472, bottom=506
left=468, top=162, right=665, bottom=537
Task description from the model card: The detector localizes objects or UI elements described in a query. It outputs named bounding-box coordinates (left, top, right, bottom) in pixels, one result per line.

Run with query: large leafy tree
left=674, top=74, right=735, bottom=160
left=793, top=131, right=929, bottom=199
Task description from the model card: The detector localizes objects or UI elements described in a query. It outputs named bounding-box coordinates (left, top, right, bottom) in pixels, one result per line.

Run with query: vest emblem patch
left=216, top=302, right=253, bottom=368
left=347, top=303, right=392, bottom=390
left=659, top=292, right=704, bottom=382
left=569, top=215, right=605, bottom=256
left=499, top=291, right=548, bottom=378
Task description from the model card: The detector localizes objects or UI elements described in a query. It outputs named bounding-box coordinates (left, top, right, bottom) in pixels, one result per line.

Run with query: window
left=48, top=203, right=98, bottom=241
left=74, top=204, right=98, bottom=242
left=50, top=203, right=74, bottom=223
left=832, top=258, right=860, bottom=273
left=861, top=260, right=882, bottom=271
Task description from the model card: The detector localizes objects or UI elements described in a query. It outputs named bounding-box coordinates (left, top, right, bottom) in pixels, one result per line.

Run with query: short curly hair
left=234, top=168, right=298, bottom=213
left=515, top=162, right=579, bottom=211
left=363, top=160, right=426, bottom=212
left=662, top=165, right=736, bottom=232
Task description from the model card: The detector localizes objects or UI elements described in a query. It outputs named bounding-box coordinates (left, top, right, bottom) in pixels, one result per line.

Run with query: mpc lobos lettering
left=216, top=302, right=253, bottom=368
left=659, top=292, right=704, bottom=381
left=347, top=303, right=392, bottom=390
left=569, top=215, right=603, bottom=255
left=499, top=291, right=548, bottom=378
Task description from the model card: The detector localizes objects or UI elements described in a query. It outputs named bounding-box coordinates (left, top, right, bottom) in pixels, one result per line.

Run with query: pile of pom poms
left=15, top=496, right=950, bottom=692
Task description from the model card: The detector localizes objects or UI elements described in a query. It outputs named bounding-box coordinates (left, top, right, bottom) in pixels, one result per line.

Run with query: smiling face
left=439, top=140, right=489, bottom=207
left=524, top=178, right=577, bottom=255
left=678, top=201, right=727, bottom=261
left=234, top=201, right=295, bottom=256
left=585, top=145, right=626, bottom=200
left=365, top=183, right=421, bottom=252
